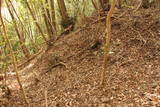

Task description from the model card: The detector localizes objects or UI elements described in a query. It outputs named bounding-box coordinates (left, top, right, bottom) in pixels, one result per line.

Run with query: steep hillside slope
left=1, top=8, right=160, bottom=106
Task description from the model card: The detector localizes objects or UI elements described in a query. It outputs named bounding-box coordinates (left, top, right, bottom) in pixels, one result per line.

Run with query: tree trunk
left=99, top=0, right=110, bottom=11
left=153, top=0, right=160, bottom=8
left=50, top=0, right=57, bottom=33
left=142, top=0, right=150, bottom=8
left=57, top=0, right=75, bottom=32
left=1, top=0, right=28, bottom=105
left=57, top=0, right=68, bottom=22
left=91, top=0, right=98, bottom=11
left=24, top=0, right=49, bottom=45
left=6, top=1, right=30, bottom=59
left=41, top=0, right=55, bottom=41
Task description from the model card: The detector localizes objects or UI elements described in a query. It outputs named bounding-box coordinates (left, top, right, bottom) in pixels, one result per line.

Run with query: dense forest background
left=0, top=0, right=160, bottom=71
left=0, top=0, right=97, bottom=68
left=0, top=0, right=160, bottom=106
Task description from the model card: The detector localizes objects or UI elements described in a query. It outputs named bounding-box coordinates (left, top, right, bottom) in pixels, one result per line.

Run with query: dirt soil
left=1, top=8, right=160, bottom=107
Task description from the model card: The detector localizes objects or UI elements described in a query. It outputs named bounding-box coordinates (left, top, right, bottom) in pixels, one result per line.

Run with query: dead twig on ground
left=130, top=26, right=147, bottom=44
left=45, top=90, right=48, bottom=107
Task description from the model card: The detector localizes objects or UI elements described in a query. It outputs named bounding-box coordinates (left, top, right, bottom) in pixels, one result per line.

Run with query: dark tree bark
left=57, top=0, right=68, bottom=22
left=99, top=0, right=110, bottom=11
left=57, top=0, right=75, bottom=33
left=142, top=0, right=150, bottom=8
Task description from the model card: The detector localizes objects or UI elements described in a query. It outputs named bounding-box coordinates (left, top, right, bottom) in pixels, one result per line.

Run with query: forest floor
left=1, top=8, right=160, bottom=107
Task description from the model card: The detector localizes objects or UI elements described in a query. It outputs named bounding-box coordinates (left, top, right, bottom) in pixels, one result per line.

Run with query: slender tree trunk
left=50, top=0, right=57, bottom=34
left=8, top=0, right=39, bottom=51
left=0, top=0, right=28, bottom=105
left=8, top=0, right=31, bottom=38
left=91, top=0, right=99, bottom=11
left=45, top=0, right=51, bottom=21
left=6, top=1, right=30, bottom=59
left=153, top=0, right=160, bottom=8
left=41, top=1, right=53, bottom=40
left=101, top=0, right=116, bottom=86
left=57, top=0, right=68, bottom=22
left=24, top=0, right=49, bottom=45
left=43, top=0, right=55, bottom=40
